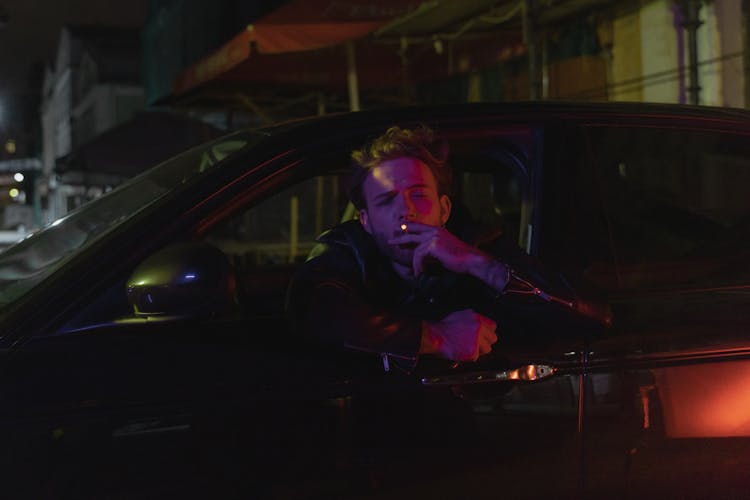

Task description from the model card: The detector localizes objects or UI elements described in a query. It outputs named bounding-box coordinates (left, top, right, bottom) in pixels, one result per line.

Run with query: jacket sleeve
left=286, top=250, right=422, bottom=373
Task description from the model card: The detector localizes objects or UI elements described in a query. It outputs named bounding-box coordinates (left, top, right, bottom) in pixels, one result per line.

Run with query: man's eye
left=376, top=194, right=395, bottom=206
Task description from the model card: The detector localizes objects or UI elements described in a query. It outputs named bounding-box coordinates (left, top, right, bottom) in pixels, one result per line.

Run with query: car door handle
left=421, top=364, right=557, bottom=386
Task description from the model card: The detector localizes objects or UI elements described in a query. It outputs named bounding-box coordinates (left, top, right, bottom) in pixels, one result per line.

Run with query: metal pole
left=577, top=347, right=589, bottom=495
left=523, top=0, right=541, bottom=100
left=315, top=177, right=324, bottom=236
left=346, top=41, right=361, bottom=112
left=400, top=36, right=411, bottom=102
left=289, top=195, right=299, bottom=263
left=745, top=0, right=750, bottom=107
left=684, top=0, right=703, bottom=105
left=317, top=92, right=326, bottom=116
left=541, top=32, right=549, bottom=99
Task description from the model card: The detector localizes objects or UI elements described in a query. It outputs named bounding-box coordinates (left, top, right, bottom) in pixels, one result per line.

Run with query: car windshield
left=0, top=133, right=255, bottom=307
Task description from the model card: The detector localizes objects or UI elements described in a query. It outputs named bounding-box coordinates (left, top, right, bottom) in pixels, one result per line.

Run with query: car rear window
left=583, top=125, right=750, bottom=292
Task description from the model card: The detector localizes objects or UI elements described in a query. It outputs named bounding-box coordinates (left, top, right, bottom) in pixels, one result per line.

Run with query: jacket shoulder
left=305, top=220, right=377, bottom=280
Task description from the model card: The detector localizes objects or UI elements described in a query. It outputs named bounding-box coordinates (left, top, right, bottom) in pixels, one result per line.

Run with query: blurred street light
left=13, top=172, right=24, bottom=182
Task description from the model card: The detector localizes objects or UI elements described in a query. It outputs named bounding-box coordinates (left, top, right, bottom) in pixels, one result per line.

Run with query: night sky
left=0, top=0, right=148, bottom=127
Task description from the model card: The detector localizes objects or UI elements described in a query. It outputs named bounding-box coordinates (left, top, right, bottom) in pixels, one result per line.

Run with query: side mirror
left=126, top=242, right=235, bottom=320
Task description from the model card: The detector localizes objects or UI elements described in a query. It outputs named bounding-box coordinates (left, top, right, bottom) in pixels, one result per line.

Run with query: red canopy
left=173, top=0, right=527, bottom=114
left=250, top=0, right=419, bottom=53
left=175, top=0, right=423, bottom=95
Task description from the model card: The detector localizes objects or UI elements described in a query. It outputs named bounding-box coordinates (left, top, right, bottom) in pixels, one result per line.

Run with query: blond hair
left=349, top=125, right=452, bottom=209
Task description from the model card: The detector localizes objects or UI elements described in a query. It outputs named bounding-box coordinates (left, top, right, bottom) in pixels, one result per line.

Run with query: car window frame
left=38, top=124, right=543, bottom=341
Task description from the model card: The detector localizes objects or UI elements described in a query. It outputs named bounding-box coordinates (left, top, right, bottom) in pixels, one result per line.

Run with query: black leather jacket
left=286, top=220, right=510, bottom=373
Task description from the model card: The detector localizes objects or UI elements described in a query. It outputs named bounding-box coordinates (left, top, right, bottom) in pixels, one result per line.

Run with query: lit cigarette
left=400, top=223, right=408, bottom=233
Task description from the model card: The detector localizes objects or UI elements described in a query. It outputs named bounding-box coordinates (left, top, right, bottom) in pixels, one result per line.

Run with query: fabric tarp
left=170, top=0, right=614, bottom=105
left=175, top=0, right=423, bottom=95
left=250, top=0, right=421, bottom=53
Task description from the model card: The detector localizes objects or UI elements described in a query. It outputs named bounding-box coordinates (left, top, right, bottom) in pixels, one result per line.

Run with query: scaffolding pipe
left=523, top=0, right=542, bottom=100
left=289, top=195, right=299, bottom=263
left=346, top=41, right=361, bottom=111
left=684, top=0, right=703, bottom=105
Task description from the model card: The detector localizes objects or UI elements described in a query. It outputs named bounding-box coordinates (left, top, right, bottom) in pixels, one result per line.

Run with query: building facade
left=40, top=25, right=144, bottom=223
left=607, top=0, right=745, bottom=107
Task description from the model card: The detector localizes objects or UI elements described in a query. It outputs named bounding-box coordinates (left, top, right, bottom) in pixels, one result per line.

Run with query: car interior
left=201, top=134, right=532, bottom=322
left=51, top=131, right=535, bottom=336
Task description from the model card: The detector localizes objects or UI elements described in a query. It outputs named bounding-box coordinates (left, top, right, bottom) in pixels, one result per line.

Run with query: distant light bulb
left=13, top=172, right=24, bottom=182
left=433, top=39, right=444, bottom=55
left=9, top=188, right=20, bottom=198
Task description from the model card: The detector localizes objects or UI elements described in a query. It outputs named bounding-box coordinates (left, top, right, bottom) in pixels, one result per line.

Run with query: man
left=288, top=125, right=515, bottom=372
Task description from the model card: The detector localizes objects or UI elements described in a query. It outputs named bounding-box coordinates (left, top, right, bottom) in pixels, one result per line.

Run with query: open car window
left=51, top=126, right=535, bottom=334
left=199, top=132, right=533, bottom=319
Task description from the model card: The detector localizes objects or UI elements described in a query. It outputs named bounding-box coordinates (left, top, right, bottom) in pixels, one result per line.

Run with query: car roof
left=253, top=100, right=750, bottom=139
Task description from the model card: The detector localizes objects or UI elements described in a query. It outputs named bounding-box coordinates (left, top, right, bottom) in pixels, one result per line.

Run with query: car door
left=352, top=119, right=597, bottom=499
left=0, top=114, right=593, bottom=499
left=0, top=152, right=362, bottom=498
left=188, top=120, right=595, bottom=498
left=0, top=284, right=362, bottom=498
left=560, top=120, right=750, bottom=498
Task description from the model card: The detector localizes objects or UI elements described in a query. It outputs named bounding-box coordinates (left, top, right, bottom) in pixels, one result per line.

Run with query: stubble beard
left=369, top=225, right=414, bottom=268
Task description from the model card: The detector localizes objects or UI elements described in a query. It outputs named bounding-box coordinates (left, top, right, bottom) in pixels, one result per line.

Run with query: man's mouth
left=391, top=225, right=415, bottom=250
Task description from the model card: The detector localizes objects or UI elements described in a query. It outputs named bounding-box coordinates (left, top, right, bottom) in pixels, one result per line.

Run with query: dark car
left=2, top=102, right=750, bottom=499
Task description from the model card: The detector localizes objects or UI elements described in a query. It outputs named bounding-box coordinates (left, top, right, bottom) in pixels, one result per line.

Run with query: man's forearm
left=467, top=251, right=511, bottom=293
left=303, top=280, right=423, bottom=366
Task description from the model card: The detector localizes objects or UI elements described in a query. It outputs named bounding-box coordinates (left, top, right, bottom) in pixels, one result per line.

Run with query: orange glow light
left=654, top=361, right=750, bottom=438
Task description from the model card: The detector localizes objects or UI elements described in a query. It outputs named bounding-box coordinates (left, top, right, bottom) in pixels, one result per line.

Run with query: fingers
left=456, top=313, right=498, bottom=361
left=396, top=232, right=452, bottom=276
left=477, top=315, right=498, bottom=357
left=485, top=323, right=498, bottom=344
left=389, top=232, right=435, bottom=276
left=412, top=241, right=432, bottom=276
left=477, top=331, right=496, bottom=356
left=403, top=233, right=443, bottom=276
left=387, top=232, right=432, bottom=245
left=477, top=337, right=493, bottom=356
left=481, top=315, right=497, bottom=332
left=479, top=329, right=498, bottom=348
left=398, top=222, right=438, bottom=233
left=387, top=222, right=442, bottom=244
left=390, top=226, right=474, bottom=275
left=388, top=233, right=419, bottom=244
left=437, top=309, right=499, bottom=362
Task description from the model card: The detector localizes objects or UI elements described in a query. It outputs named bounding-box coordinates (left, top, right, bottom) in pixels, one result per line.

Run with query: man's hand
left=421, top=309, right=498, bottom=362
left=389, top=222, right=484, bottom=276
left=388, top=222, right=510, bottom=291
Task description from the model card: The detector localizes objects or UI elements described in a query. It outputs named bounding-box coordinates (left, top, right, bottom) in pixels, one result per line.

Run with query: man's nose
left=398, top=194, right=417, bottom=221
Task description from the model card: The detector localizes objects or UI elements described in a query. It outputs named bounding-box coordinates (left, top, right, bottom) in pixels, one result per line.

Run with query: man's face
left=359, top=157, right=451, bottom=267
